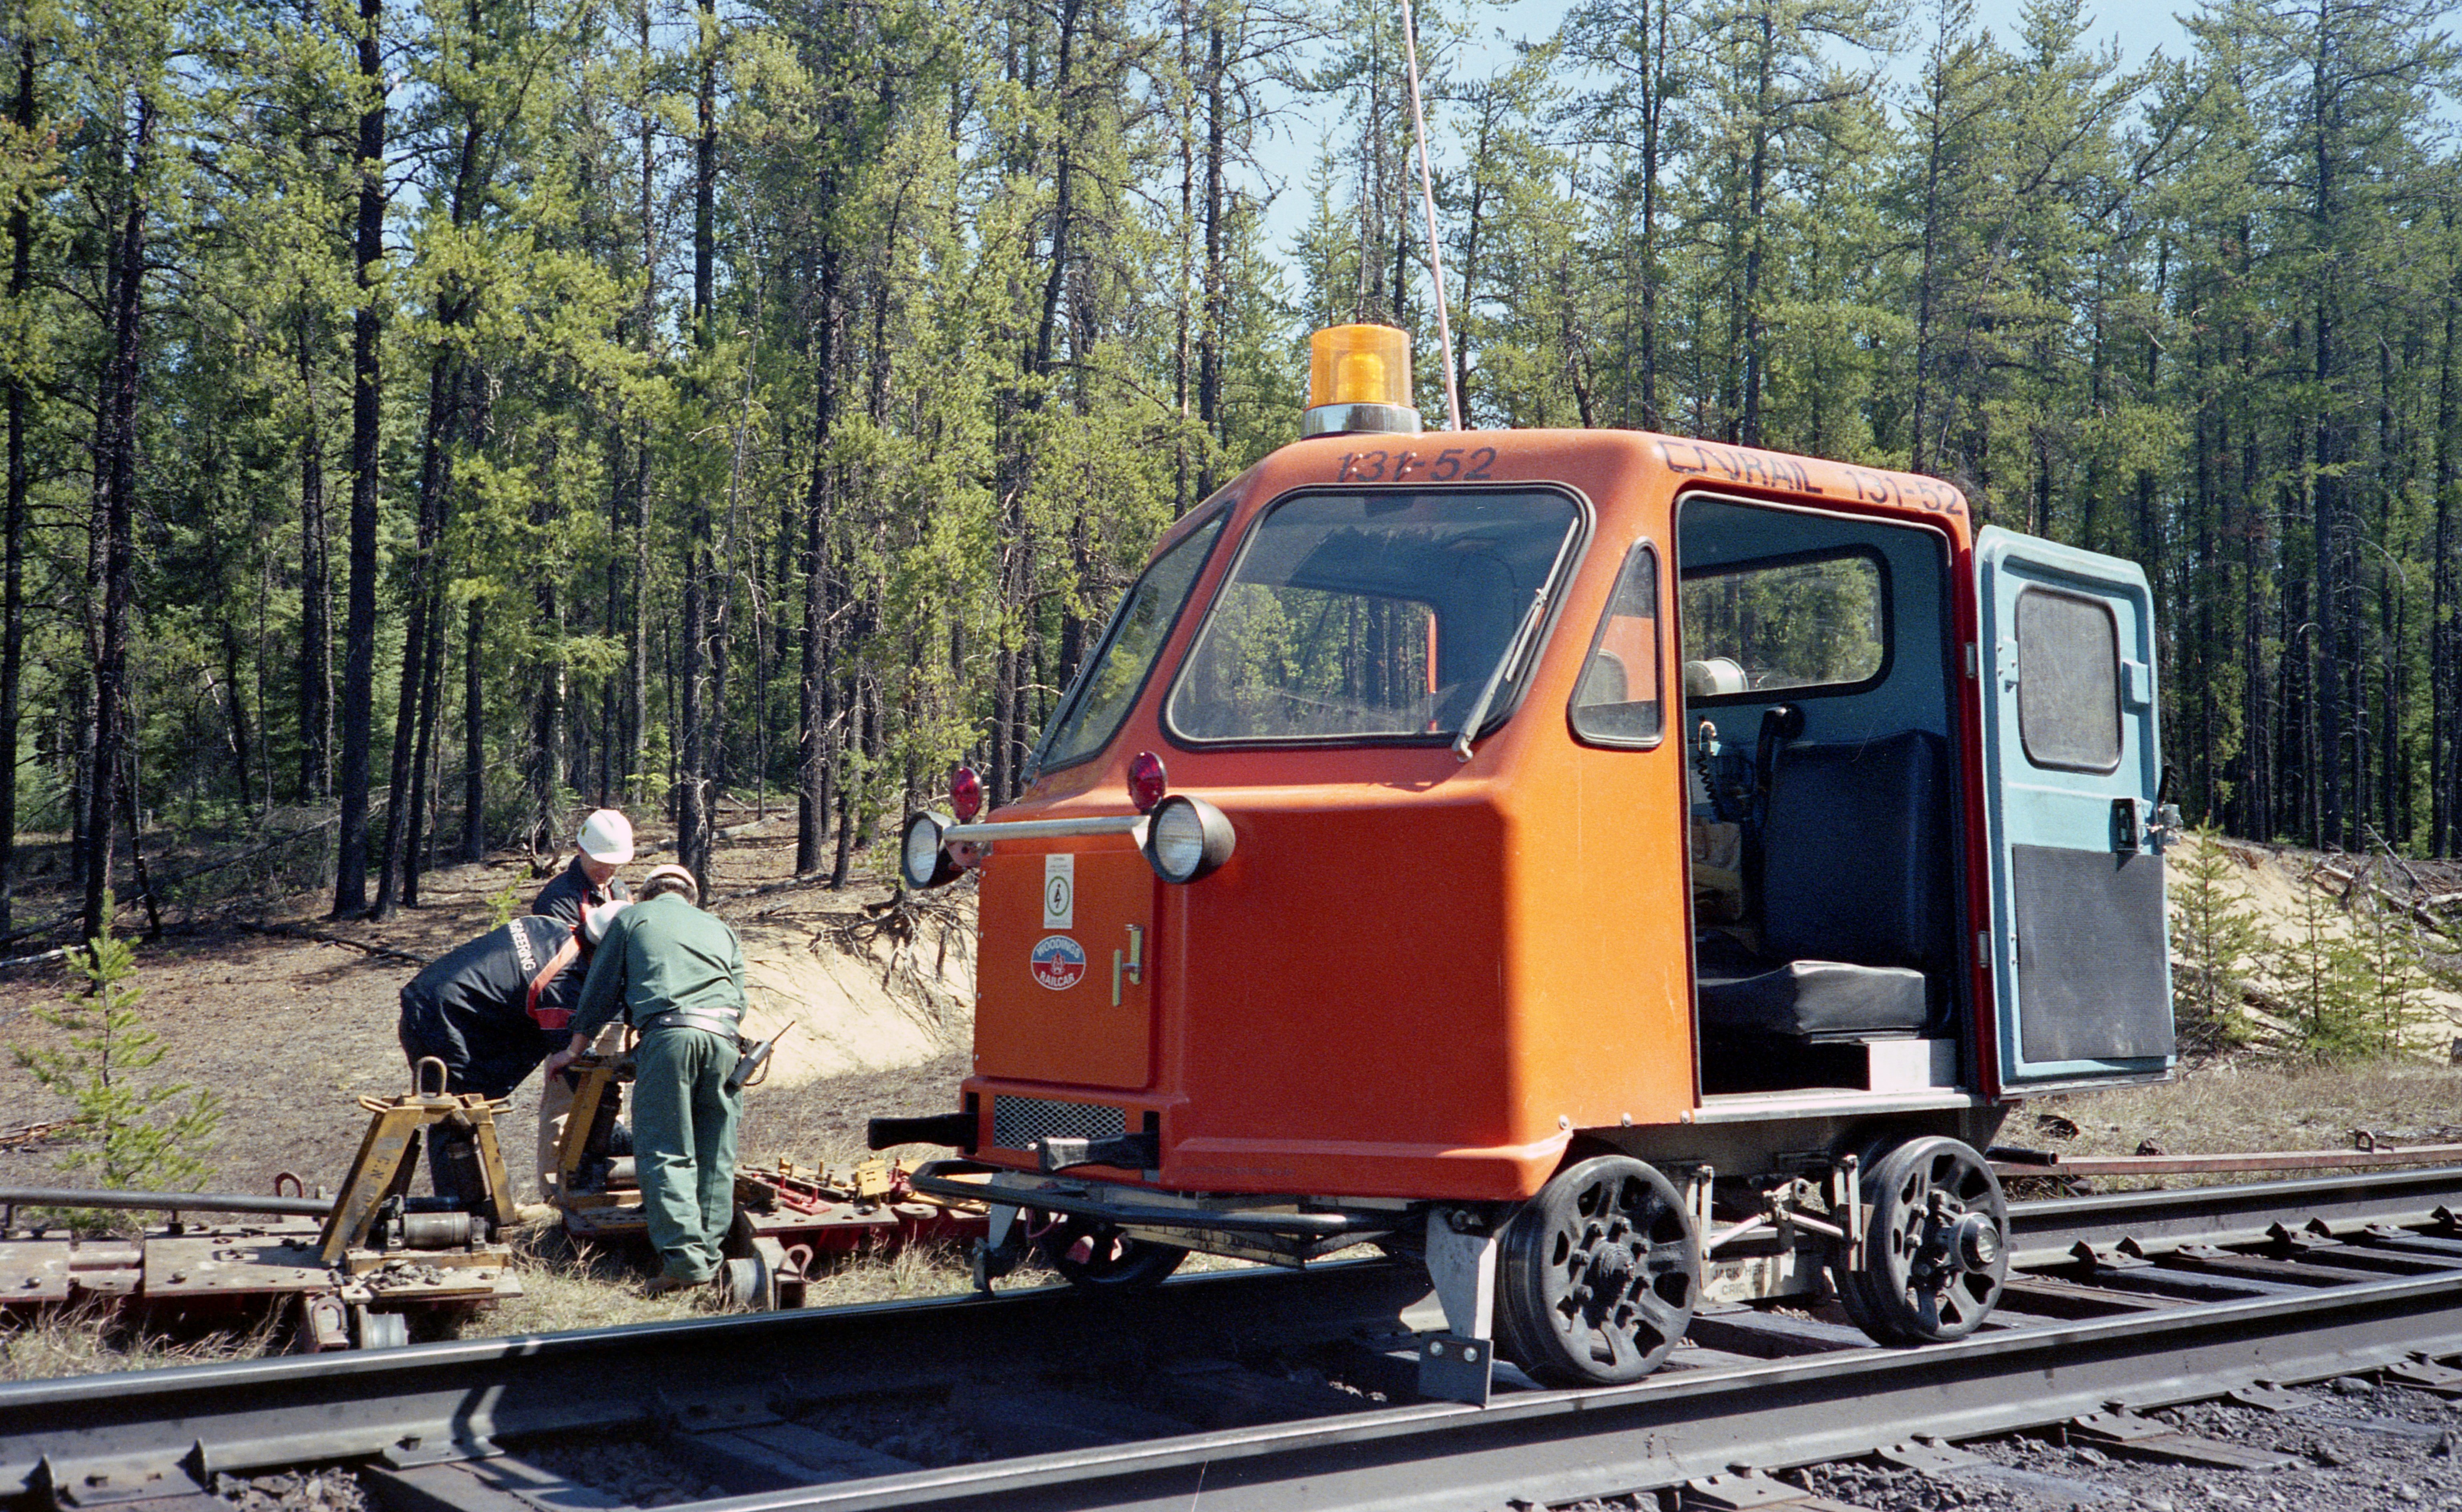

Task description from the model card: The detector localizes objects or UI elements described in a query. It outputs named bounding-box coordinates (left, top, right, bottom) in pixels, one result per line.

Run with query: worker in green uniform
left=545, top=862, right=747, bottom=1294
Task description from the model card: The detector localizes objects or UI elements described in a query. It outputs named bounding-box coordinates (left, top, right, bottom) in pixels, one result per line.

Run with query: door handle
left=2112, top=798, right=2143, bottom=854
left=1111, top=924, right=1144, bottom=1006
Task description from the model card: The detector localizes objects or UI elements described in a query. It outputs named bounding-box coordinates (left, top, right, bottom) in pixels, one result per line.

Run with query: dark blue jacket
left=532, top=854, right=631, bottom=927
left=397, top=916, right=587, bottom=1099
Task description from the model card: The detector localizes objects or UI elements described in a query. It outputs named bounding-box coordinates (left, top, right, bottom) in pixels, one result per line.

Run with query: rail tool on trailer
left=553, top=1050, right=986, bottom=1307
left=878, top=321, right=2180, bottom=1403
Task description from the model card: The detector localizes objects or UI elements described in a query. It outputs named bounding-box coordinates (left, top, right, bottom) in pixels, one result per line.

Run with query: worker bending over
left=397, top=902, right=626, bottom=1205
left=547, top=863, right=747, bottom=1295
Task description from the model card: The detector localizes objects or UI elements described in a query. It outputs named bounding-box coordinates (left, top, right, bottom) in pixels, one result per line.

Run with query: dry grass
left=479, top=1223, right=992, bottom=1337
left=0, top=1300, right=282, bottom=1382
left=2026, top=1058, right=2462, bottom=1183
left=798, top=1241, right=981, bottom=1308
left=480, top=1225, right=717, bottom=1336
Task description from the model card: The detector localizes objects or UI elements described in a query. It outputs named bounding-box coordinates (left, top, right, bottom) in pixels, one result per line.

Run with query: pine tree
left=11, top=900, right=221, bottom=1196
left=2271, top=865, right=2376, bottom=1061
left=2168, top=830, right=2263, bottom=1051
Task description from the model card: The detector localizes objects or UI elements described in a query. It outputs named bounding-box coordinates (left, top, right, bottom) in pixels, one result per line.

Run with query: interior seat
left=1696, top=729, right=1952, bottom=1044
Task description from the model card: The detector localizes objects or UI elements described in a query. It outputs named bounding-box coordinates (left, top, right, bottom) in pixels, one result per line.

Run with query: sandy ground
left=2183, top=831, right=2462, bottom=1037
left=0, top=815, right=976, bottom=1202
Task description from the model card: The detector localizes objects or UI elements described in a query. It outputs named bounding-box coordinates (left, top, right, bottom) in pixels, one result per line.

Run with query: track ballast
left=14, top=1166, right=2462, bottom=1512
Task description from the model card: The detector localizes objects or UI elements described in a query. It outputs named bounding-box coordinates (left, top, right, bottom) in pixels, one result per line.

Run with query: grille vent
left=991, top=1096, right=1125, bottom=1150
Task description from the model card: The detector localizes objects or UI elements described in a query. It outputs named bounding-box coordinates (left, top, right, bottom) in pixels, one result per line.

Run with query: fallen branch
left=0, top=1119, right=68, bottom=1151
left=232, top=920, right=430, bottom=969
left=2313, top=863, right=2460, bottom=940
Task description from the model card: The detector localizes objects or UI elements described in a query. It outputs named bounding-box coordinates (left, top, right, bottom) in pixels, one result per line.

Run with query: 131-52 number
left=1337, top=445, right=1495, bottom=483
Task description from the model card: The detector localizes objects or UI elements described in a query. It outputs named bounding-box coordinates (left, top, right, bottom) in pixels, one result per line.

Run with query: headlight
left=1143, top=795, right=1235, bottom=883
left=901, top=811, right=960, bottom=889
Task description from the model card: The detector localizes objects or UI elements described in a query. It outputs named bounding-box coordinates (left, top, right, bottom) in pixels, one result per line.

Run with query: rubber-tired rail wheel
left=1027, top=1211, right=1186, bottom=1291
left=1494, top=1154, right=1699, bottom=1386
left=1834, top=1135, right=2007, bottom=1344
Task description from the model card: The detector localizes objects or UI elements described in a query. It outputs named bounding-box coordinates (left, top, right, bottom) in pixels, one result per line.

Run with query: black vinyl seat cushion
left=1696, top=960, right=1928, bottom=1044
left=1695, top=729, right=1952, bottom=1045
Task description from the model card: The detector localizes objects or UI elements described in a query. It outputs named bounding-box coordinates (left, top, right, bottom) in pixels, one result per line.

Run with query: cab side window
left=1570, top=542, right=1663, bottom=746
left=2014, top=586, right=2121, bottom=772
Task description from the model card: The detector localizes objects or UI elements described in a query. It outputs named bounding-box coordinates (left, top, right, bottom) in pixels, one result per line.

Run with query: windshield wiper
left=1452, top=588, right=1549, bottom=763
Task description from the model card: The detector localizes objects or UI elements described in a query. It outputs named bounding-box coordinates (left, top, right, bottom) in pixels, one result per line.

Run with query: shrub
left=10, top=899, right=223, bottom=1199
left=2168, top=831, right=2261, bottom=1052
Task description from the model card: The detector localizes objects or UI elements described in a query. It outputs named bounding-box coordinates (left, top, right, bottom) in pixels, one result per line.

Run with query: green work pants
left=631, top=1027, right=741, bottom=1283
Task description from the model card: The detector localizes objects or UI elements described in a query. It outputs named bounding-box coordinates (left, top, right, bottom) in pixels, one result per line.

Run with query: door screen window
left=1678, top=550, right=1885, bottom=698
left=2014, top=586, right=2121, bottom=772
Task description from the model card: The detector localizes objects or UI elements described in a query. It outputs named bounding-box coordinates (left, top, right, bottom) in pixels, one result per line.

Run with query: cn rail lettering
left=1656, top=438, right=1966, bottom=518
left=1337, top=445, right=1495, bottom=484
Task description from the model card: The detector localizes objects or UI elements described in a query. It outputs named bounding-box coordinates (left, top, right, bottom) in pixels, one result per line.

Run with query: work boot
left=642, top=1273, right=699, bottom=1298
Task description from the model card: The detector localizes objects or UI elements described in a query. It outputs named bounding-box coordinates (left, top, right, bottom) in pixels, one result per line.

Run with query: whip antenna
left=1398, top=0, right=1462, bottom=432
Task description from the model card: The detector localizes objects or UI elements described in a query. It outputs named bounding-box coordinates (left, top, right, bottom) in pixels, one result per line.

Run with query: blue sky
left=1249, top=0, right=2197, bottom=261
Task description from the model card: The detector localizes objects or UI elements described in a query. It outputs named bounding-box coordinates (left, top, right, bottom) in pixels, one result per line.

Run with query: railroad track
left=13, top=1167, right=2462, bottom=1512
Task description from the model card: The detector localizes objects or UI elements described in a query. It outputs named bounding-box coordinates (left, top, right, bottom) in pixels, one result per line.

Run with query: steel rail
left=0, top=1261, right=1434, bottom=1500
left=2002, top=1161, right=2462, bottom=1266
left=7, top=1166, right=2462, bottom=1512
left=0, top=1186, right=336, bottom=1218
left=743, top=1266, right=2462, bottom=1512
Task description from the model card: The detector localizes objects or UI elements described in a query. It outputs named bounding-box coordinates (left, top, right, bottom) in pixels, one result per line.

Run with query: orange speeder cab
left=877, top=324, right=2178, bottom=1402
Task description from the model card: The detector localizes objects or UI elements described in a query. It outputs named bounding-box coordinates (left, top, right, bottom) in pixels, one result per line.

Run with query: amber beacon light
left=1304, top=323, right=1423, bottom=439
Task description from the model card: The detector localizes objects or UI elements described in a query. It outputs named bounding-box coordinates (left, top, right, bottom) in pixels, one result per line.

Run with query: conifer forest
left=3, top=0, right=2460, bottom=942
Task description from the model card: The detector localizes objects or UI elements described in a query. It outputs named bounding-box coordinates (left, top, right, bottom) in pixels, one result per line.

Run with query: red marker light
left=1128, top=752, right=1169, bottom=813
left=950, top=766, right=984, bottom=823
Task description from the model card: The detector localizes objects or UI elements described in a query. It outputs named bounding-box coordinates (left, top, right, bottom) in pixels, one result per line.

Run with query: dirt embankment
left=2173, top=831, right=2462, bottom=1044
left=0, top=818, right=976, bottom=1202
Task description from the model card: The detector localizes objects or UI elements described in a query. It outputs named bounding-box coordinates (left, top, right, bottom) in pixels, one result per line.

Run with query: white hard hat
left=582, top=898, right=632, bottom=946
left=577, top=809, right=635, bottom=865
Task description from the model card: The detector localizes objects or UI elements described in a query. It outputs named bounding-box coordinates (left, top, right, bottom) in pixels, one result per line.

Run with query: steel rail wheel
left=1495, top=1154, right=1699, bottom=1386
left=1027, top=1210, right=1187, bottom=1291
left=1837, top=1135, right=2008, bottom=1344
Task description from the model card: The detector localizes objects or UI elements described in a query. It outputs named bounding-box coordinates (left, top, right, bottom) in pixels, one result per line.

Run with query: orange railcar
left=879, top=325, right=2177, bottom=1400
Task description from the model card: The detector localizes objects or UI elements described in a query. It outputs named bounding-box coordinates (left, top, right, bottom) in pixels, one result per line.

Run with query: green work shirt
left=568, top=892, right=749, bottom=1041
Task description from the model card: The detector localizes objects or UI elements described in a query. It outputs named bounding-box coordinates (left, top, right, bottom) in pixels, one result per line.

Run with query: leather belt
left=640, top=1009, right=744, bottom=1039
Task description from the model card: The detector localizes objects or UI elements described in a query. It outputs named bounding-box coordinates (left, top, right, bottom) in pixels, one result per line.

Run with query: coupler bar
left=866, top=1112, right=978, bottom=1152
left=905, top=1161, right=1398, bottom=1239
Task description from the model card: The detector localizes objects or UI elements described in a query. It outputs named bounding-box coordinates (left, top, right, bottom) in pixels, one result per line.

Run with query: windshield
left=1035, top=513, right=1225, bottom=773
left=1166, top=489, right=1583, bottom=743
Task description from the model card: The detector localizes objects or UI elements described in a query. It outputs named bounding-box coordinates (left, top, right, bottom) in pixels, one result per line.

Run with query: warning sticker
left=1042, top=852, right=1075, bottom=930
left=1030, top=934, right=1088, bottom=991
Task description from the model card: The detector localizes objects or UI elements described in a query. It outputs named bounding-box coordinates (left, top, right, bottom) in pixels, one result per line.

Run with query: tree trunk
left=0, top=38, right=33, bottom=937
left=81, top=94, right=151, bottom=944
left=333, top=0, right=385, bottom=918
left=373, top=345, right=460, bottom=918
left=795, top=8, right=847, bottom=874
left=463, top=598, right=485, bottom=860
left=2434, top=213, right=2458, bottom=855
left=295, top=302, right=332, bottom=802
left=675, top=0, right=719, bottom=886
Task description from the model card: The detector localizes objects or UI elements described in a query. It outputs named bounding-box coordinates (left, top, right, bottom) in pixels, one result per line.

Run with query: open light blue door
left=1975, top=526, right=2174, bottom=1088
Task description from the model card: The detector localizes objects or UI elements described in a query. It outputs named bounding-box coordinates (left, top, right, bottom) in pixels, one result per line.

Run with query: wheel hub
left=1952, top=1211, right=2001, bottom=1272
